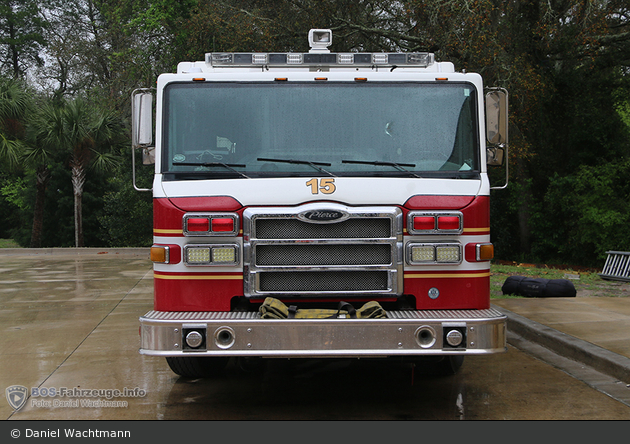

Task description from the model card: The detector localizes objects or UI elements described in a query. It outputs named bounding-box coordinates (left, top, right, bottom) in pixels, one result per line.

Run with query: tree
left=0, top=76, right=30, bottom=167
left=31, top=97, right=123, bottom=247
left=24, top=99, right=64, bottom=247
left=0, top=0, right=47, bottom=78
left=65, top=99, right=123, bottom=247
left=0, top=77, right=31, bottom=244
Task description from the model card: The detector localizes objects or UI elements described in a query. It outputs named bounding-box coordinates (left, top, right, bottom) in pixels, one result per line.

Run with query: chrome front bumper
left=140, top=308, right=507, bottom=358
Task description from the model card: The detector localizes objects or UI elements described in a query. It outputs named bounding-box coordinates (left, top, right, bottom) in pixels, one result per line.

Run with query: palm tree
left=0, top=78, right=30, bottom=169
left=29, top=97, right=122, bottom=247
left=24, top=100, right=63, bottom=247
left=0, top=78, right=37, bottom=245
left=64, top=98, right=122, bottom=247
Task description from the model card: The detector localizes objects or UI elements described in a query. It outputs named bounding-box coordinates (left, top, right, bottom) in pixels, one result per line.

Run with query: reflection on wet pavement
left=2, top=253, right=630, bottom=420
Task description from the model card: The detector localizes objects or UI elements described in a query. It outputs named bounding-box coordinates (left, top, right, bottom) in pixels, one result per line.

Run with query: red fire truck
left=133, top=29, right=509, bottom=378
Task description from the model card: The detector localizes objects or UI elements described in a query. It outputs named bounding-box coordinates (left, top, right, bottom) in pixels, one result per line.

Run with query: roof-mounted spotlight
left=308, top=29, right=333, bottom=53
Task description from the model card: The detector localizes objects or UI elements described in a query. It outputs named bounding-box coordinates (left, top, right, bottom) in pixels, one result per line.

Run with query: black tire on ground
left=165, top=356, right=229, bottom=378
left=402, top=355, right=465, bottom=376
left=236, top=356, right=266, bottom=373
left=433, top=355, right=465, bottom=376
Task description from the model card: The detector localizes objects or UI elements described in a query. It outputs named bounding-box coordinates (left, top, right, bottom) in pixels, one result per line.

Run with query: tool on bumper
left=259, top=298, right=387, bottom=319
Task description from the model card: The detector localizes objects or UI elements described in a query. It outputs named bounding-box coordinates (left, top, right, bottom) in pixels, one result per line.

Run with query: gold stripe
left=403, top=228, right=490, bottom=234
left=463, top=227, right=490, bottom=233
left=154, top=274, right=243, bottom=280
left=153, top=229, right=244, bottom=235
left=154, top=229, right=182, bottom=235
left=404, top=272, right=490, bottom=279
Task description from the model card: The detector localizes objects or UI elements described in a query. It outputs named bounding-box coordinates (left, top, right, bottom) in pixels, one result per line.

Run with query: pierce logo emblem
left=299, top=209, right=348, bottom=223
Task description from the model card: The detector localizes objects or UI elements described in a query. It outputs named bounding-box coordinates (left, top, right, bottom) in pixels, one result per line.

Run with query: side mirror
left=485, top=88, right=509, bottom=190
left=485, top=88, right=508, bottom=145
left=132, top=92, right=154, bottom=148
left=131, top=89, right=155, bottom=191
left=486, top=146, right=505, bottom=167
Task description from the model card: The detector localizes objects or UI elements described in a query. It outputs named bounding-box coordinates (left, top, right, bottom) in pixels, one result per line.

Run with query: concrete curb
left=494, top=305, right=630, bottom=383
left=0, top=248, right=150, bottom=257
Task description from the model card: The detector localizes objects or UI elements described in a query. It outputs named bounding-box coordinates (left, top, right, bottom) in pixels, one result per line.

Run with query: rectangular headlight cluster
left=184, top=244, right=239, bottom=266
left=407, top=243, right=461, bottom=265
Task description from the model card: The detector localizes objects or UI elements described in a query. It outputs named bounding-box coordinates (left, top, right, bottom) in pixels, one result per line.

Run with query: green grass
left=490, top=262, right=629, bottom=299
left=0, top=239, right=20, bottom=248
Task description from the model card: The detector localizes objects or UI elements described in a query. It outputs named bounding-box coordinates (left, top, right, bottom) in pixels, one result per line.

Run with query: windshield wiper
left=257, top=157, right=336, bottom=177
left=342, top=159, right=421, bottom=178
left=173, top=162, right=250, bottom=179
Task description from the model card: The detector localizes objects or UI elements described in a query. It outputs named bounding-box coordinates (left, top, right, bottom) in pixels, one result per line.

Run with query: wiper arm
left=342, top=159, right=421, bottom=178
left=173, top=162, right=250, bottom=179
left=257, top=157, right=336, bottom=177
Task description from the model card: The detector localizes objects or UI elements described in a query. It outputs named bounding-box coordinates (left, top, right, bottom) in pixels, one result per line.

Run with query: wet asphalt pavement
left=2, top=250, right=630, bottom=420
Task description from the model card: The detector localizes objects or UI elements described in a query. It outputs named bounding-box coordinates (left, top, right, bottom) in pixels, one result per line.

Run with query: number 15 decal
left=306, top=178, right=336, bottom=195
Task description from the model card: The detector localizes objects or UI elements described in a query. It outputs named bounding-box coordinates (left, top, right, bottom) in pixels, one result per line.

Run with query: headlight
left=411, top=245, right=435, bottom=263
left=184, top=244, right=239, bottom=266
left=407, top=243, right=461, bottom=265
left=436, top=245, right=461, bottom=263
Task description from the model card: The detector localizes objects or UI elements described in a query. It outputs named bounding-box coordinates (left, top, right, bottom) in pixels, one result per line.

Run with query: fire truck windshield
left=162, top=82, right=479, bottom=179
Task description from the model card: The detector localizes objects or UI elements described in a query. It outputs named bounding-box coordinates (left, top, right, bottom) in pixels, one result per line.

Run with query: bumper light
left=444, top=326, right=467, bottom=348
left=446, top=329, right=464, bottom=347
left=185, top=331, right=204, bottom=348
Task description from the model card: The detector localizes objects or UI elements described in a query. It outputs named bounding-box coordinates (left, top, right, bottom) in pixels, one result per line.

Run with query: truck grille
left=259, top=271, right=390, bottom=292
left=254, top=218, right=391, bottom=239
left=255, top=244, right=392, bottom=266
left=243, top=203, right=403, bottom=297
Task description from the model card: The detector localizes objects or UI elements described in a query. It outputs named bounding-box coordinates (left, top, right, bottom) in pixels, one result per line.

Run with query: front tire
left=402, top=355, right=465, bottom=376
left=434, top=355, right=464, bottom=376
left=166, top=356, right=229, bottom=378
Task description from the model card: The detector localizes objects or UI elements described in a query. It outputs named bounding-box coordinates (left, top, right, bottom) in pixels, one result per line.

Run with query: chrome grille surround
left=243, top=203, right=403, bottom=296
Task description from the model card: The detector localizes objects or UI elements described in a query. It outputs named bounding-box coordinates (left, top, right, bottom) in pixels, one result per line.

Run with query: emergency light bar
left=206, top=52, right=435, bottom=68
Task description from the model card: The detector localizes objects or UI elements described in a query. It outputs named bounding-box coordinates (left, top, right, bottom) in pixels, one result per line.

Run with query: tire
left=165, top=356, right=229, bottom=378
left=236, top=356, right=266, bottom=373
left=433, top=355, right=465, bottom=376
left=403, top=355, right=465, bottom=376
